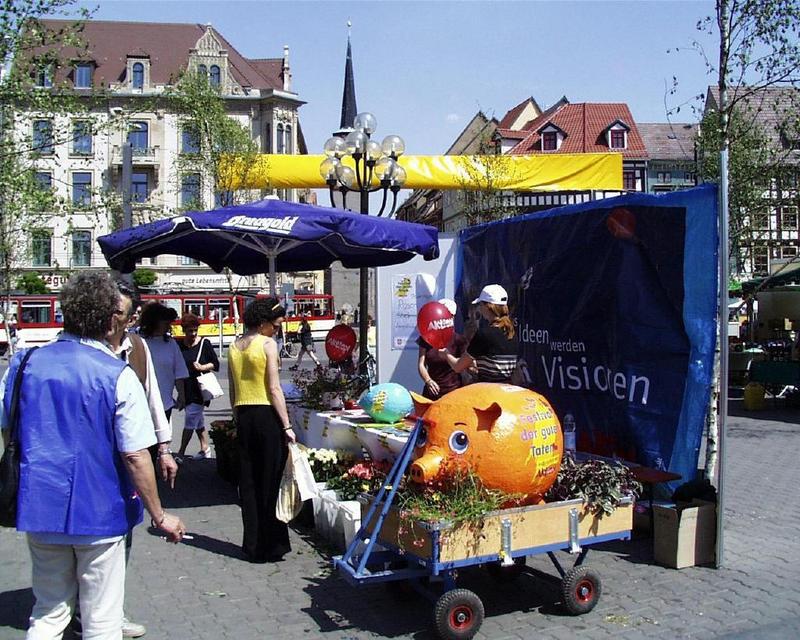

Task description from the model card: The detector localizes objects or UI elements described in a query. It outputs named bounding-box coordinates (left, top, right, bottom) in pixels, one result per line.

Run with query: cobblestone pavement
left=1, top=356, right=798, bottom=639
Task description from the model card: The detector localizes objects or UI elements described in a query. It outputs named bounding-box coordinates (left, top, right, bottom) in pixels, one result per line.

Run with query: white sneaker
left=193, top=449, right=210, bottom=460
left=122, top=616, right=147, bottom=638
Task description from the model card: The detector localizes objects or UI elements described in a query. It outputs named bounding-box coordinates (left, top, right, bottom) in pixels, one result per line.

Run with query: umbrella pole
left=269, top=255, right=277, bottom=296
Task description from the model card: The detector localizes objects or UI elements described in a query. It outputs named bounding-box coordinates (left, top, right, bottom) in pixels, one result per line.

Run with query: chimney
left=282, top=45, right=291, bottom=92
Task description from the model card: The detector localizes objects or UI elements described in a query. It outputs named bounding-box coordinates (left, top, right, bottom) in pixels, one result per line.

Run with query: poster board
left=375, top=234, right=458, bottom=391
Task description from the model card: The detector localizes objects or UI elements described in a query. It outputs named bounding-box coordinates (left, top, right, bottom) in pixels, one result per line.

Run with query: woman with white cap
left=417, top=298, right=468, bottom=399
left=440, top=284, right=518, bottom=383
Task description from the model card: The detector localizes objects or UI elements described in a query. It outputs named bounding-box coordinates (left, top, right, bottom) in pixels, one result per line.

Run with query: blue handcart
left=333, top=418, right=634, bottom=639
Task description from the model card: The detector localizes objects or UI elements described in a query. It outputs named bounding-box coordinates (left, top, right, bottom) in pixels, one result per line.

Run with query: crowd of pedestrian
left=0, top=272, right=298, bottom=639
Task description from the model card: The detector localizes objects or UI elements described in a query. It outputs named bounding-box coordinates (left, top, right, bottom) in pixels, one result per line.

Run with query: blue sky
left=76, top=0, right=718, bottom=156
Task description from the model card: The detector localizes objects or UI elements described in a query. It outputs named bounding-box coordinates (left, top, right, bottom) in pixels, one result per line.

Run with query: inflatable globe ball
left=358, top=383, right=414, bottom=424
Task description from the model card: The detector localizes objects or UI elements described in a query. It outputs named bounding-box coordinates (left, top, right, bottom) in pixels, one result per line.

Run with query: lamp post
left=320, top=112, right=407, bottom=374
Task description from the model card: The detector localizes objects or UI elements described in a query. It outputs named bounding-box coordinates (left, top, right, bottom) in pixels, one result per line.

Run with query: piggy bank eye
left=416, top=427, right=428, bottom=448
left=448, top=431, right=469, bottom=454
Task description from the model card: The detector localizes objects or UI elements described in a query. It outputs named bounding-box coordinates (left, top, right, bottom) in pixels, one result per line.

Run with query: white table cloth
left=287, top=404, right=410, bottom=461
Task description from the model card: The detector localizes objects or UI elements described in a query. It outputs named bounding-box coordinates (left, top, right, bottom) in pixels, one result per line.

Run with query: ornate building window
left=32, top=120, right=54, bottom=155
left=210, top=65, right=221, bottom=87
left=132, top=172, right=148, bottom=203
left=72, top=121, right=92, bottom=155
left=181, top=126, right=200, bottom=154
left=127, top=122, right=148, bottom=150
left=72, top=172, right=92, bottom=207
left=181, top=173, right=202, bottom=208
left=276, top=123, right=285, bottom=153
left=72, top=230, right=92, bottom=266
left=31, top=230, right=52, bottom=266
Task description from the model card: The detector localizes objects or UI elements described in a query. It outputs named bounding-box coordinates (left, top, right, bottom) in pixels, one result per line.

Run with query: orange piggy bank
left=410, top=383, right=562, bottom=504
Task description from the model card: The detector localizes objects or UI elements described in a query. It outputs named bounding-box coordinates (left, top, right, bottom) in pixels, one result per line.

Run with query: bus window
left=184, top=299, right=207, bottom=318
left=209, top=299, right=230, bottom=320
left=54, top=300, right=63, bottom=324
left=162, top=299, right=182, bottom=318
left=20, top=301, right=52, bottom=324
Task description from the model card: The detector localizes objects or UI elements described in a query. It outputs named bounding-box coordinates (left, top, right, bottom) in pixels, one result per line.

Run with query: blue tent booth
left=97, top=198, right=440, bottom=294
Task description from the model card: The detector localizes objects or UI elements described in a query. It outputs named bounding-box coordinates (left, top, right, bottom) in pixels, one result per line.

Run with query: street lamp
left=320, top=112, right=407, bottom=374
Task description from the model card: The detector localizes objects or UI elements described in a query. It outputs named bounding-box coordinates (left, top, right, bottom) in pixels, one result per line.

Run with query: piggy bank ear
left=475, top=402, right=503, bottom=432
left=410, top=391, right=433, bottom=417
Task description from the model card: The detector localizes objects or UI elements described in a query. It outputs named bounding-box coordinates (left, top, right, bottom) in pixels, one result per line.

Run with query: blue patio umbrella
left=97, top=198, right=440, bottom=293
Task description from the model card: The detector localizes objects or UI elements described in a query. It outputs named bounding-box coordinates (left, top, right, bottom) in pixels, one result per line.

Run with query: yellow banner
left=219, top=153, right=623, bottom=192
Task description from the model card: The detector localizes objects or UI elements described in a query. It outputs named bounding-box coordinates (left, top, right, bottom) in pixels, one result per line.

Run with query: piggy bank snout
left=410, top=452, right=443, bottom=484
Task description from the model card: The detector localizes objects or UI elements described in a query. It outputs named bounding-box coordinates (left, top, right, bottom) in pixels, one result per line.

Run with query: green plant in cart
left=544, top=456, right=641, bottom=516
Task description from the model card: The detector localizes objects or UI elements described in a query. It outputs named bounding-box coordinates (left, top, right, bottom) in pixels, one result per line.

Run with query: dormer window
left=538, top=124, right=564, bottom=152
left=74, top=63, right=93, bottom=88
left=198, top=64, right=207, bottom=77
left=35, top=65, right=53, bottom=88
left=606, top=121, right=630, bottom=150
left=132, top=62, right=144, bottom=89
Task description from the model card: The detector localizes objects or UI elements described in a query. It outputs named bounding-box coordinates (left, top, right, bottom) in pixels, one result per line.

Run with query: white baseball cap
left=472, top=284, right=508, bottom=305
left=437, top=298, right=457, bottom=315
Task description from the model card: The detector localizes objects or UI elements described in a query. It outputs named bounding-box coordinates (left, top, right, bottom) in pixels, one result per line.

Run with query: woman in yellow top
left=228, top=297, right=296, bottom=563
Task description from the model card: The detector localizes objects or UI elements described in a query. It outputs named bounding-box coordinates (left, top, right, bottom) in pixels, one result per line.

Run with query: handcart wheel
left=434, top=589, right=484, bottom=640
left=486, top=556, right=526, bottom=582
left=561, top=565, right=602, bottom=615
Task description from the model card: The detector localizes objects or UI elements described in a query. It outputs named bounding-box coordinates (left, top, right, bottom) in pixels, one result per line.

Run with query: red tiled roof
left=496, top=128, right=528, bottom=139
left=34, top=19, right=283, bottom=91
left=509, top=103, right=648, bottom=158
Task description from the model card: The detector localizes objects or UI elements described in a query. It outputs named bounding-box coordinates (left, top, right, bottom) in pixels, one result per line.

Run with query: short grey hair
left=60, top=272, right=119, bottom=339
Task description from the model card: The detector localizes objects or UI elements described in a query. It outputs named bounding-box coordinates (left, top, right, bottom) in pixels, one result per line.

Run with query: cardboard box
left=653, top=500, right=716, bottom=569
left=633, top=500, right=675, bottom=534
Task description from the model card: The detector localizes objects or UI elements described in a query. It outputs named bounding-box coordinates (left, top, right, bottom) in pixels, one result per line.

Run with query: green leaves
left=544, top=456, right=642, bottom=517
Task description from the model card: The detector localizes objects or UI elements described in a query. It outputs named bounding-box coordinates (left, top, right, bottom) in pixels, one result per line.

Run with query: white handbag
left=195, top=338, right=223, bottom=401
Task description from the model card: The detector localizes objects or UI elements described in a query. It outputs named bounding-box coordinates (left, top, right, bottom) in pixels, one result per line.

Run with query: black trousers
left=237, top=405, right=290, bottom=561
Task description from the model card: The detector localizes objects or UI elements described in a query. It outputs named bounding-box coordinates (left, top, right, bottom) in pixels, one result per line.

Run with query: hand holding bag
left=195, top=338, right=223, bottom=402
left=276, top=443, right=318, bottom=523
left=0, top=347, right=38, bottom=528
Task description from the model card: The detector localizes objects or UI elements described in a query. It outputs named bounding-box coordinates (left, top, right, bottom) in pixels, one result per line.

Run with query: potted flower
left=209, top=419, right=238, bottom=484
left=290, top=365, right=356, bottom=410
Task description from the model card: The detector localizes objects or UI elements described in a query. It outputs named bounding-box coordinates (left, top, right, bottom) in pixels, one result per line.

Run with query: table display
left=287, top=403, right=410, bottom=461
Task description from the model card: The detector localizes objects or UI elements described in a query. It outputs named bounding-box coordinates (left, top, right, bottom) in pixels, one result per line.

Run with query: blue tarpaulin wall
left=456, top=185, right=718, bottom=483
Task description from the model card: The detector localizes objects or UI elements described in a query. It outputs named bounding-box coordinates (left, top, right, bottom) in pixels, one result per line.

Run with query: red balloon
left=325, top=324, right=357, bottom=362
left=417, top=301, right=454, bottom=349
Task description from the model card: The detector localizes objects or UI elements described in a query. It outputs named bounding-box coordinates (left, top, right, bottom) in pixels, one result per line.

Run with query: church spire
left=339, top=22, right=358, bottom=133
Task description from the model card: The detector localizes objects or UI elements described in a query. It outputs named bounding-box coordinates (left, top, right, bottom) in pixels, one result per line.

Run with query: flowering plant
left=302, top=447, right=358, bottom=484
left=209, top=419, right=237, bottom=443
left=326, top=459, right=392, bottom=500
left=290, top=365, right=356, bottom=410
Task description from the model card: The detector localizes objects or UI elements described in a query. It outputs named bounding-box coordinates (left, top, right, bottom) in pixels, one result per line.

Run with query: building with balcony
left=13, top=19, right=311, bottom=292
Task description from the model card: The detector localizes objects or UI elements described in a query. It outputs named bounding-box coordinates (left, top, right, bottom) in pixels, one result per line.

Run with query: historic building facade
left=15, top=19, right=311, bottom=292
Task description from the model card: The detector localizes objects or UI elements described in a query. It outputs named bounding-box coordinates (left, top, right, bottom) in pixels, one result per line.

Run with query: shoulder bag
left=0, top=347, right=39, bottom=528
left=195, top=338, right=223, bottom=402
